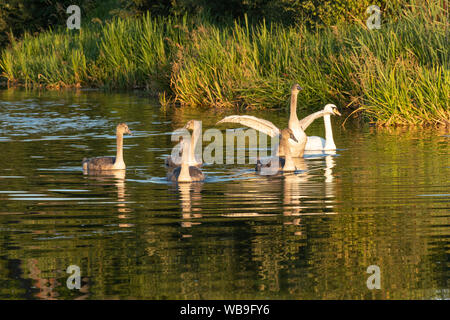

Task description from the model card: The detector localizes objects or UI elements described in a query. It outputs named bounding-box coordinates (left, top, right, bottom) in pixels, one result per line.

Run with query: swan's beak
left=183, top=121, right=192, bottom=129
left=334, top=109, right=341, bottom=116
left=289, top=133, right=298, bottom=143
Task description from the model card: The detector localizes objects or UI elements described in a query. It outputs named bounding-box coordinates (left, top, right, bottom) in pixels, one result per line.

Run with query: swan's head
left=291, top=83, right=303, bottom=94
left=324, top=104, right=341, bottom=116
left=117, top=123, right=132, bottom=135
left=184, top=120, right=200, bottom=130
left=178, top=136, right=192, bottom=154
left=281, top=128, right=298, bottom=143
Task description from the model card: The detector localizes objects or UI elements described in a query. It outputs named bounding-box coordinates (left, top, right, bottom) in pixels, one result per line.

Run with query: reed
left=0, top=0, right=448, bottom=126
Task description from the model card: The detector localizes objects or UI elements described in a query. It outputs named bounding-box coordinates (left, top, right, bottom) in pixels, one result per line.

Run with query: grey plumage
left=82, top=156, right=116, bottom=171
left=255, top=128, right=298, bottom=173
left=81, top=122, right=131, bottom=172
left=165, top=154, right=180, bottom=168
left=166, top=120, right=202, bottom=168
left=167, top=166, right=205, bottom=182
left=255, top=157, right=287, bottom=171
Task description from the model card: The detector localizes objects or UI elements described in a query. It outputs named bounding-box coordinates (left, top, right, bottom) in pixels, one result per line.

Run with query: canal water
left=0, top=89, right=448, bottom=299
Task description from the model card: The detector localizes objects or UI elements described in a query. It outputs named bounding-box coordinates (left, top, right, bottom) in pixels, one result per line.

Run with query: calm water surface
left=0, top=89, right=448, bottom=299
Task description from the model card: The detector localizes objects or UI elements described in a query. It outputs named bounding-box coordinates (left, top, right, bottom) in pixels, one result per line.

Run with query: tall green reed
left=0, top=0, right=448, bottom=125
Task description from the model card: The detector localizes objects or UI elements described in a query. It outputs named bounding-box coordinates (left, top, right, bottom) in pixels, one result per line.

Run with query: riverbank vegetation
left=0, top=0, right=448, bottom=126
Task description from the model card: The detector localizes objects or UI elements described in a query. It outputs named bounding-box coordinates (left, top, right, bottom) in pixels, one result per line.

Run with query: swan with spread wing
left=217, top=84, right=338, bottom=157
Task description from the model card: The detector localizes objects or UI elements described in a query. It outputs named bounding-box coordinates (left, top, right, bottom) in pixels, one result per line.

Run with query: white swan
left=217, top=84, right=336, bottom=157
left=218, top=84, right=310, bottom=157
left=303, top=104, right=341, bottom=151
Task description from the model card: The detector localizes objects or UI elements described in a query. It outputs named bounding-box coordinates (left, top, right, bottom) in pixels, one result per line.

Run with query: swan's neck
left=323, top=115, right=336, bottom=149
left=189, top=123, right=201, bottom=164
left=284, top=154, right=296, bottom=171
left=115, top=131, right=124, bottom=165
left=275, top=137, right=281, bottom=157
left=179, top=140, right=192, bottom=182
left=289, top=93, right=298, bottom=124
left=281, top=137, right=296, bottom=171
left=179, top=163, right=191, bottom=182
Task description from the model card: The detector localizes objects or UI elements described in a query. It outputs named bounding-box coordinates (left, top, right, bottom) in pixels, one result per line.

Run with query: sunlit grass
left=0, top=0, right=448, bottom=126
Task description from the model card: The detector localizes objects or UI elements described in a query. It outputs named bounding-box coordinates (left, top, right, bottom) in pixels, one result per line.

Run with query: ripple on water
left=0, top=90, right=448, bottom=300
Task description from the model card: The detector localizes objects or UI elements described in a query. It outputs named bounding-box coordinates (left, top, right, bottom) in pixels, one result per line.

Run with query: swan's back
left=305, top=136, right=326, bottom=151
left=167, top=166, right=205, bottom=182
left=82, top=156, right=116, bottom=171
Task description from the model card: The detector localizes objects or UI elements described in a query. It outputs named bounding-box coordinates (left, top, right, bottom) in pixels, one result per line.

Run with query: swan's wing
left=189, top=166, right=205, bottom=181
left=83, top=156, right=115, bottom=171
left=297, top=110, right=326, bottom=131
left=217, top=115, right=280, bottom=137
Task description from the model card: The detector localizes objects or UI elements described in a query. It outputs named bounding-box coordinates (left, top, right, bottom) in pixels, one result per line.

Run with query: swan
left=217, top=84, right=335, bottom=157
left=167, top=136, right=205, bottom=183
left=304, top=104, right=341, bottom=151
left=82, top=123, right=132, bottom=171
left=217, top=84, right=309, bottom=157
left=165, top=120, right=202, bottom=168
left=256, top=128, right=298, bottom=173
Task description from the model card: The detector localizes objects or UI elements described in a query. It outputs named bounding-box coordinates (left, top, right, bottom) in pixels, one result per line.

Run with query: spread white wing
left=217, top=115, right=280, bottom=137
left=297, top=110, right=327, bottom=131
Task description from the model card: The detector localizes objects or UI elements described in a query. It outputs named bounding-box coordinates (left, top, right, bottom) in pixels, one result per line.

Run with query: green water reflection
left=0, top=89, right=448, bottom=299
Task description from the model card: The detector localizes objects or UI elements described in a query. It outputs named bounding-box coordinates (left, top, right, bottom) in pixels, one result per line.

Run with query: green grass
left=0, top=0, right=448, bottom=126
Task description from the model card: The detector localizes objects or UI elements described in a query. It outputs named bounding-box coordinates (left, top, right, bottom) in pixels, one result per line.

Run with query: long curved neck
left=281, top=136, right=295, bottom=171
left=289, top=92, right=299, bottom=124
left=115, top=131, right=124, bottom=164
left=189, top=123, right=201, bottom=164
left=179, top=139, right=192, bottom=182
left=323, top=114, right=335, bottom=149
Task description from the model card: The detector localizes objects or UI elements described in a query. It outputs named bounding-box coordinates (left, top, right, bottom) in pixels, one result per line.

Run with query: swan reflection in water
left=324, top=152, right=336, bottom=200
left=83, top=169, right=133, bottom=228
left=282, top=158, right=308, bottom=235
left=281, top=154, right=337, bottom=235
left=176, top=182, right=203, bottom=236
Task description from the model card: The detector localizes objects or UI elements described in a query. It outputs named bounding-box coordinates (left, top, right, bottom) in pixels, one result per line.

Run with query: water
left=0, top=89, right=448, bottom=300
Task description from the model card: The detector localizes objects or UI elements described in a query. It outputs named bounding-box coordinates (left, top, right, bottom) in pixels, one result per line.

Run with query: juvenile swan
left=217, top=84, right=307, bottom=157
left=304, top=104, right=341, bottom=151
left=167, top=137, right=205, bottom=183
left=82, top=123, right=132, bottom=171
left=256, top=128, right=298, bottom=173
left=165, top=120, right=202, bottom=168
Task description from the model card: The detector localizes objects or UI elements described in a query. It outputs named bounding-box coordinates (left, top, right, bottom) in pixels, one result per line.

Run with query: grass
left=0, top=0, right=448, bottom=126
